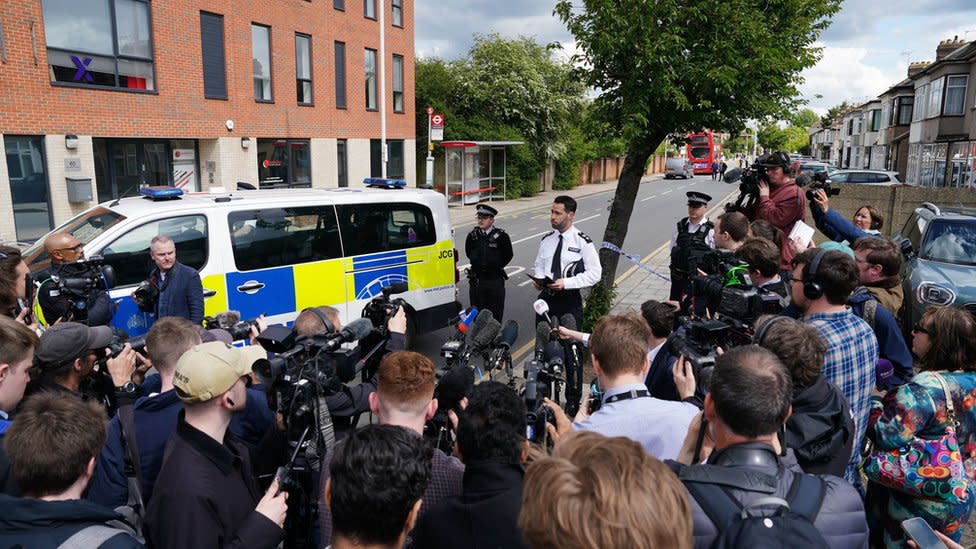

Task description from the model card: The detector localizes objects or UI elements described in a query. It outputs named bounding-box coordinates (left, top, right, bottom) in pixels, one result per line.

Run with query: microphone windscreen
left=544, top=340, right=565, bottom=363
left=536, top=321, right=551, bottom=352
left=471, top=315, right=502, bottom=350
left=387, top=282, right=409, bottom=295
left=795, top=173, right=812, bottom=187
left=436, top=366, right=474, bottom=411
left=533, top=299, right=549, bottom=316
left=559, top=313, right=577, bottom=331
left=465, top=309, right=494, bottom=347
left=495, top=320, right=519, bottom=349
left=723, top=167, right=743, bottom=184
left=343, top=317, right=374, bottom=340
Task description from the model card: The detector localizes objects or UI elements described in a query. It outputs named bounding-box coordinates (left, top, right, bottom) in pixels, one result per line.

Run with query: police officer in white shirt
left=533, top=196, right=602, bottom=328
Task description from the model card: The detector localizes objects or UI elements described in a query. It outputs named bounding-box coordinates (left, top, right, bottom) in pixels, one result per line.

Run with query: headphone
left=753, top=315, right=791, bottom=346
left=301, top=307, right=335, bottom=334
left=802, top=249, right=827, bottom=300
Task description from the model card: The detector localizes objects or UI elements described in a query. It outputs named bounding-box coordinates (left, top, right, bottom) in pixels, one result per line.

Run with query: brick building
left=0, top=0, right=415, bottom=243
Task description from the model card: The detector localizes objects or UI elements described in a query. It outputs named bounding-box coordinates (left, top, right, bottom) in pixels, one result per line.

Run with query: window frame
left=944, top=74, right=968, bottom=116
left=897, top=96, right=914, bottom=125
left=392, top=53, right=404, bottom=113
left=337, top=139, right=348, bottom=188
left=928, top=77, right=944, bottom=120
left=43, top=0, right=158, bottom=93
left=200, top=11, right=227, bottom=100
left=334, top=0, right=344, bottom=10
left=295, top=33, right=313, bottom=106
left=251, top=23, right=274, bottom=103
left=392, top=0, right=403, bottom=27
left=336, top=202, right=436, bottom=258
left=364, top=0, right=376, bottom=19
left=228, top=205, right=342, bottom=272
left=365, top=47, right=378, bottom=111
left=100, top=214, right=210, bottom=287
left=334, top=41, right=347, bottom=109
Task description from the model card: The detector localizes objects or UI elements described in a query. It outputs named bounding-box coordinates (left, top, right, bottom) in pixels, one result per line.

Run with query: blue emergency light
left=363, top=178, right=406, bottom=189
left=139, top=186, right=184, bottom=200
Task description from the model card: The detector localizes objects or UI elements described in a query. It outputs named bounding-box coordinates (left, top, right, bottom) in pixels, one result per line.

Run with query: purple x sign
left=71, top=56, right=94, bottom=82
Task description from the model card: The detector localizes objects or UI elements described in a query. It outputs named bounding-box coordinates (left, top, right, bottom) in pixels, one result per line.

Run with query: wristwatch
left=115, top=381, right=138, bottom=395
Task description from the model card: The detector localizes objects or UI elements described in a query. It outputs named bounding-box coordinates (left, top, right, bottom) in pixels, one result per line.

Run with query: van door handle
left=202, top=289, right=217, bottom=298
left=236, top=281, right=266, bottom=293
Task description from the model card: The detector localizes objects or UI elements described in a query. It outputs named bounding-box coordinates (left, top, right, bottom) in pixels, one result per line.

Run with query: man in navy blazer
left=148, top=235, right=204, bottom=325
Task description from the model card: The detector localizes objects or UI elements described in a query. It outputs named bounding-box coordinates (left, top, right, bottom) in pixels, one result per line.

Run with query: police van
left=23, top=185, right=461, bottom=339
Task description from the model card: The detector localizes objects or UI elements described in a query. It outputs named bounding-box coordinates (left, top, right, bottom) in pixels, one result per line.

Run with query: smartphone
left=901, top=518, right=947, bottom=549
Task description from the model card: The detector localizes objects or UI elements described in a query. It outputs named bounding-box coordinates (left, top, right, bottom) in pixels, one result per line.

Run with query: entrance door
left=93, top=139, right=172, bottom=200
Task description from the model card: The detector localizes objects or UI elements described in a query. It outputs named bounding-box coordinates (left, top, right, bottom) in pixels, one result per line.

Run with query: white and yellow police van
left=23, top=184, right=461, bottom=339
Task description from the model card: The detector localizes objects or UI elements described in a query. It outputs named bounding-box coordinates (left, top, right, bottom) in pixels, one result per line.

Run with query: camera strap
left=603, top=388, right=650, bottom=405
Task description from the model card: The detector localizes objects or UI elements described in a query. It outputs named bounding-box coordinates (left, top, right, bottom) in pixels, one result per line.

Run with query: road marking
left=506, top=266, right=525, bottom=277
left=640, top=194, right=657, bottom=202
left=511, top=230, right=549, bottom=245
left=661, top=189, right=673, bottom=194
left=518, top=279, right=534, bottom=287
left=574, top=213, right=601, bottom=224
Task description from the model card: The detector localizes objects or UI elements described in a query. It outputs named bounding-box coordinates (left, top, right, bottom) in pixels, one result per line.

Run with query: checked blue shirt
left=805, top=309, right=878, bottom=485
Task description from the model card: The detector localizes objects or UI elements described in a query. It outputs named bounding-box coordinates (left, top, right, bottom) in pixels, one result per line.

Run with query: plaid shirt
left=806, top=309, right=878, bottom=484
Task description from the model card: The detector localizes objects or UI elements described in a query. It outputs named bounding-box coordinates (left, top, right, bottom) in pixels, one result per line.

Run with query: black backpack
left=682, top=468, right=829, bottom=549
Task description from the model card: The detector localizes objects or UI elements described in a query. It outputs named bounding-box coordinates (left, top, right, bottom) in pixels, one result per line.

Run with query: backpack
left=682, top=468, right=829, bottom=549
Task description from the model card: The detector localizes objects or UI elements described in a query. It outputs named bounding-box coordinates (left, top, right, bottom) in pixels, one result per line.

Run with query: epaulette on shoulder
left=541, top=230, right=555, bottom=240
left=578, top=231, right=593, bottom=244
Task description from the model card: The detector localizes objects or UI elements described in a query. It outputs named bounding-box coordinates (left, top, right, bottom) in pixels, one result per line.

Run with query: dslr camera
left=204, top=310, right=262, bottom=341
left=804, top=171, right=838, bottom=201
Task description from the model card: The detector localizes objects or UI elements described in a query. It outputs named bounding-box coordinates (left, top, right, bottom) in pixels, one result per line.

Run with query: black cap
left=35, top=322, right=113, bottom=367
left=476, top=204, right=498, bottom=217
left=686, top=191, right=712, bottom=206
left=757, top=151, right=790, bottom=170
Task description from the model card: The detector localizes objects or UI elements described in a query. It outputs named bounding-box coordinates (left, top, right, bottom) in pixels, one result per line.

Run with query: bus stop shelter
left=440, top=140, right=523, bottom=206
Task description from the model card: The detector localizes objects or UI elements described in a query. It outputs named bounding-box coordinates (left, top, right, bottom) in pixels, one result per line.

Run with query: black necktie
left=551, top=234, right=563, bottom=280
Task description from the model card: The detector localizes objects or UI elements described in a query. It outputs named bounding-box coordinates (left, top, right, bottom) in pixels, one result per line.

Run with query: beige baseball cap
left=173, top=341, right=267, bottom=403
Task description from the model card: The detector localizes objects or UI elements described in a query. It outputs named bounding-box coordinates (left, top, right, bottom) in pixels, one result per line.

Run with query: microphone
left=436, top=366, right=474, bottom=412
left=464, top=309, right=494, bottom=347
left=559, top=313, right=577, bottom=331
left=723, top=167, right=743, bottom=184
left=469, top=312, right=502, bottom=352
left=795, top=172, right=812, bottom=187
left=535, top=320, right=552, bottom=359
left=318, top=317, right=374, bottom=351
left=385, top=282, right=409, bottom=295
left=456, top=307, right=478, bottom=335
left=494, top=320, right=519, bottom=350
left=533, top=299, right=553, bottom=327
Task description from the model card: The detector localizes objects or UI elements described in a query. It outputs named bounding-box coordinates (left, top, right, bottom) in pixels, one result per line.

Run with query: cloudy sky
left=415, top=0, right=976, bottom=116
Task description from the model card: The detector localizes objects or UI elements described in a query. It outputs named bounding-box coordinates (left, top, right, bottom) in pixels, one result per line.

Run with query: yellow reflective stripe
left=405, top=240, right=455, bottom=289
left=202, top=273, right=228, bottom=318
left=294, top=259, right=346, bottom=310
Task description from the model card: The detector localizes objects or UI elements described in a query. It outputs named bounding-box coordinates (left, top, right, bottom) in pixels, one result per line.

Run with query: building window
left=928, top=77, right=943, bottom=119
left=337, top=139, right=348, bottom=187
left=295, top=33, right=312, bottom=105
left=200, top=12, right=226, bottom=99
left=5, top=136, right=52, bottom=242
left=252, top=24, right=273, bottom=102
left=371, top=139, right=404, bottom=179
left=392, top=0, right=403, bottom=27
left=257, top=139, right=311, bottom=188
left=42, top=0, right=155, bottom=91
left=944, top=75, right=968, bottom=116
left=870, top=109, right=881, bottom=132
left=365, top=48, right=377, bottom=110
left=334, top=0, right=344, bottom=9
left=881, top=100, right=891, bottom=129
left=393, top=54, right=404, bottom=113
left=334, top=41, right=347, bottom=108
left=897, top=96, right=913, bottom=125
left=364, top=0, right=376, bottom=19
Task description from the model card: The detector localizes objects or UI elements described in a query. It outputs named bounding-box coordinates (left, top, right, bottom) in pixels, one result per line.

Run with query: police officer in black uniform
left=669, top=191, right=715, bottom=302
left=35, top=232, right=113, bottom=327
left=465, top=204, right=513, bottom=322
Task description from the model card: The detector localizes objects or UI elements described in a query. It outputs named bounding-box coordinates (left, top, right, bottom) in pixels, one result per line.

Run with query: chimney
left=908, top=61, right=931, bottom=78
left=936, top=35, right=967, bottom=61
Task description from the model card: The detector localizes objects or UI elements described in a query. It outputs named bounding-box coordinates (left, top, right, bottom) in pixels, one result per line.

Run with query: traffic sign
left=431, top=112, right=444, bottom=141
left=431, top=114, right=444, bottom=127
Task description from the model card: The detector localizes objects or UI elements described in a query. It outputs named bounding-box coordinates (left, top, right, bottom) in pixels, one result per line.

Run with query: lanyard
left=604, top=389, right=650, bottom=405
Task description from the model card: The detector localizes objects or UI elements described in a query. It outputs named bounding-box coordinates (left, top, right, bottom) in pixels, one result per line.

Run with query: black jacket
left=0, top=493, right=142, bottom=548
left=36, top=262, right=114, bottom=327
left=645, top=346, right=680, bottom=401
left=151, top=262, right=204, bottom=325
left=787, top=375, right=855, bottom=477
left=412, top=460, right=529, bottom=549
left=145, top=412, right=282, bottom=549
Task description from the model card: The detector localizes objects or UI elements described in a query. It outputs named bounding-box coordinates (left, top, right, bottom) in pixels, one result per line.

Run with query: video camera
left=722, top=161, right=768, bottom=213
left=203, top=310, right=262, bottom=341
left=57, top=256, right=115, bottom=318
left=362, top=282, right=408, bottom=338
left=691, top=275, right=785, bottom=325
left=523, top=356, right=560, bottom=444
left=801, top=171, right=838, bottom=201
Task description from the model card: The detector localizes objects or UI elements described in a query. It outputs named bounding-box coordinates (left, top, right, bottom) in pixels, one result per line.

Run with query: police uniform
left=533, top=224, right=602, bottom=328
left=35, top=262, right=114, bottom=327
left=465, top=204, right=514, bottom=322
left=669, top=192, right=715, bottom=301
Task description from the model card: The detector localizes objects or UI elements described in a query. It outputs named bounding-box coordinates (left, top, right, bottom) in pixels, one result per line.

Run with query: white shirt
left=670, top=217, right=715, bottom=250
left=533, top=225, right=602, bottom=291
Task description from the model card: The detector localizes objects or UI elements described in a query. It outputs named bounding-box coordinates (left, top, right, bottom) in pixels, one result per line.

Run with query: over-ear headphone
left=301, top=307, right=335, bottom=334
left=753, top=315, right=791, bottom=346
left=802, top=249, right=827, bottom=300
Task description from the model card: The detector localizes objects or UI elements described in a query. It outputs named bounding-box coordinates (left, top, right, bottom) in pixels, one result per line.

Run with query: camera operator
left=546, top=314, right=698, bottom=460
left=810, top=189, right=883, bottom=244
left=0, top=245, right=36, bottom=328
left=35, top=232, right=114, bottom=327
left=317, top=351, right=464, bottom=546
left=733, top=237, right=790, bottom=302
left=667, top=346, right=868, bottom=548
left=750, top=152, right=807, bottom=268
left=0, top=316, right=39, bottom=497
left=145, top=341, right=287, bottom=549
left=25, top=322, right=141, bottom=416
left=292, top=304, right=407, bottom=437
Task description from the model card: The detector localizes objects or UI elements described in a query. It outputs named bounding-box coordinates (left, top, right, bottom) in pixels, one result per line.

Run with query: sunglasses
left=57, top=243, right=84, bottom=253
left=912, top=322, right=930, bottom=335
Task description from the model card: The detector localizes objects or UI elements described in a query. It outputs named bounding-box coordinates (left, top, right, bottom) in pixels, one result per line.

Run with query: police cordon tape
left=601, top=242, right=671, bottom=283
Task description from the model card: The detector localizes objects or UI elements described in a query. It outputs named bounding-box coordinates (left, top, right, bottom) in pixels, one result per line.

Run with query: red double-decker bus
left=686, top=131, right=720, bottom=175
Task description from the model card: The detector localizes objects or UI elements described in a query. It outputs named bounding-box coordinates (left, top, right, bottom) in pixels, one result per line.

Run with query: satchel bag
left=862, top=373, right=971, bottom=504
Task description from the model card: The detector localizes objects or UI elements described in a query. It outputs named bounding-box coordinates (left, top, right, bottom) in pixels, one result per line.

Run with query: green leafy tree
left=554, top=0, right=841, bottom=295
left=820, top=100, right=851, bottom=126
left=791, top=108, right=820, bottom=128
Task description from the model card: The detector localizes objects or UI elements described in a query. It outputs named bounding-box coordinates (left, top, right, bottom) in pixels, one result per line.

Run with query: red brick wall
left=0, top=0, right=414, bottom=140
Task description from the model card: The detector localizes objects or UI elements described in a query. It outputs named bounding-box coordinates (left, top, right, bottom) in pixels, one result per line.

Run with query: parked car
left=664, top=157, right=694, bottom=179
left=795, top=161, right=839, bottom=178
left=893, top=202, right=976, bottom=334
left=826, top=170, right=902, bottom=185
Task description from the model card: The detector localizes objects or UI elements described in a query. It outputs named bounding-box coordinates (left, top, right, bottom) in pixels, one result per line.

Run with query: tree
left=554, top=0, right=841, bottom=300
left=791, top=108, right=820, bottom=128
left=820, top=101, right=851, bottom=126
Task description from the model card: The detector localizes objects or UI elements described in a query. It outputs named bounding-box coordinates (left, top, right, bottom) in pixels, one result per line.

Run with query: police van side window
left=336, top=203, right=435, bottom=256
left=100, top=215, right=209, bottom=287
left=229, top=205, right=341, bottom=271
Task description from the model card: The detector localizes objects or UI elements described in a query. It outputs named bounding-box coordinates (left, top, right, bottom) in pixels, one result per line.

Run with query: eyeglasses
left=912, top=322, right=930, bottom=335
left=57, top=243, right=84, bottom=253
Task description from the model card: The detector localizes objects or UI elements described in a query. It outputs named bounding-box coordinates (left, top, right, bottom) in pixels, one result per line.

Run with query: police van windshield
left=22, top=207, right=127, bottom=271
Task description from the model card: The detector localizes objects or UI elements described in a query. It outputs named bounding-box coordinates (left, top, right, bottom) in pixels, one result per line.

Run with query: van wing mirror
left=898, top=238, right=913, bottom=258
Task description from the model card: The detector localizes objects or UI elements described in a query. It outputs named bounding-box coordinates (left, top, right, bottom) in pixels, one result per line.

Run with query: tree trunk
left=598, top=134, right=665, bottom=289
